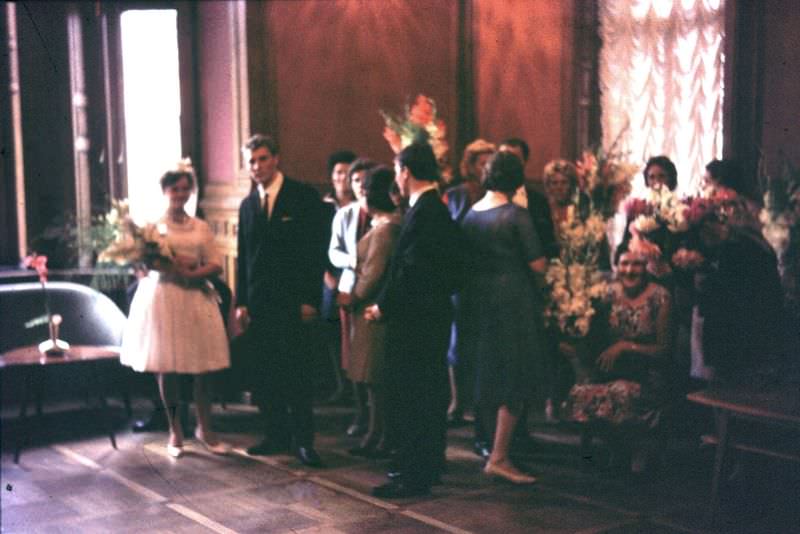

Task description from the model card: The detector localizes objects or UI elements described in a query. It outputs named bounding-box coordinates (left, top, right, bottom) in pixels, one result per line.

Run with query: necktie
left=262, top=192, right=270, bottom=219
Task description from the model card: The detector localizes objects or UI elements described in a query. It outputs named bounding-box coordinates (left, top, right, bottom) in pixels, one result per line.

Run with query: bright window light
left=120, top=10, right=195, bottom=225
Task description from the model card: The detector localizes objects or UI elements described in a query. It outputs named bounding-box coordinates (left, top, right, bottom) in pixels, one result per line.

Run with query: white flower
left=633, top=215, right=659, bottom=234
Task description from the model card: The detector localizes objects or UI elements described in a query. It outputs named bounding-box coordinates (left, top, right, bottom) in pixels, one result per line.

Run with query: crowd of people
left=118, top=133, right=791, bottom=499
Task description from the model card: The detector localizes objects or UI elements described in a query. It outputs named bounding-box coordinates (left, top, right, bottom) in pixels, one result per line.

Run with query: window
left=599, top=0, right=725, bottom=198
left=120, top=9, right=194, bottom=225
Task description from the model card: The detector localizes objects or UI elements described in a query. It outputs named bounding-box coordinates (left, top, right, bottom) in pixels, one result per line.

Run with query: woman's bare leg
left=158, top=373, right=182, bottom=447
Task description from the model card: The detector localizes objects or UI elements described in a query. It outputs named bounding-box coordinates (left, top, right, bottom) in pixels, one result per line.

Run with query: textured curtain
left=599, top=0, right=725, bottom=199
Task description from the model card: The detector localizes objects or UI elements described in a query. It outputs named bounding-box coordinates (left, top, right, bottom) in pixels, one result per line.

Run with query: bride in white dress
left=121, top=166, right=230, bottom=458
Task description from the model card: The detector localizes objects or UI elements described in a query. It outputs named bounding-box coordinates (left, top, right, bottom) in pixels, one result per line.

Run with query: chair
left=0, top=282, right=131, bottom=447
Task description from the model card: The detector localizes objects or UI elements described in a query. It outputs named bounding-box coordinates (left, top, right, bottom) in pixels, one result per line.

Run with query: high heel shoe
left=484, top=461, right=537, bottom=485
left=194, top=429, right=231, bottom=455
left=166, top=444, right=183, bottom=458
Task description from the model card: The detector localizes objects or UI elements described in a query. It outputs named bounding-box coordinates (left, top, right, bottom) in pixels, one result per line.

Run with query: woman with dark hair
left=121, top=165, right=231, bottom=458
left=460, top=151, right=548, bottom=484
left=347, top=165, right=401, bottom=457
left=562, top=239, right=672, bottom=474
left=643, top=155, right=678, bottom=191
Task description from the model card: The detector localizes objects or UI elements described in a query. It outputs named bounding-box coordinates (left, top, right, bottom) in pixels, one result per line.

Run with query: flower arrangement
left=760, top=161, right=800, bottom=259
left=22, top=253, right=69, bottom=354
left=95, top=199, right=172, bottom=268
left=575, top=147, right=638, bottom=219
left=545, top=142, right=637, bottom=338
left=545, top=257, right=608, bottom=337
left=381, top=94, right=451, bottom=180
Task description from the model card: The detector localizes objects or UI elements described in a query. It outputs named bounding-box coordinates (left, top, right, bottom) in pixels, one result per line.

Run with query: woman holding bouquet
left=121, top=165, right=230, bottom=458
left=563, top=239, right=672, bottom=475
left=460, top=152, right=548, bottom=484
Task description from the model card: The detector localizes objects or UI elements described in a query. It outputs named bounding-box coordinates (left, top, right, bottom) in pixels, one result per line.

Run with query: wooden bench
left=687, top=385, right=800, bottom=524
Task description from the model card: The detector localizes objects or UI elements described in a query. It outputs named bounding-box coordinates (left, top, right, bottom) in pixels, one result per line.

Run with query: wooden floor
left=2, top=398, right=799, bottom=533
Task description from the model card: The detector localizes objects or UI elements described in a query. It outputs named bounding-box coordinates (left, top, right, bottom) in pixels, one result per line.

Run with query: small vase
left=38, top=314, right=70, bottom=356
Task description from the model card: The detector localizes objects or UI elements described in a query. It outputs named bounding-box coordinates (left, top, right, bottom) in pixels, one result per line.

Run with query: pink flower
left=409, top=94, right=434, bottom=126
left=23, top=253, right=48, bottom=284
left=625, top=198, right=651, bottom=219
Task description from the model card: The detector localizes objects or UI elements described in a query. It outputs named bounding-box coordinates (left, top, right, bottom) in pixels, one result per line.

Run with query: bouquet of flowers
left=545, top=142, right=637, bottom=338
left=95, top=199, right=173, bottom=268
left=545, top=257, right=608, bottom=338
left=760, top=160, right=800, bottom=316
left=760, top=161, right=800, bottom=258
left=381, top=94, right=451, bottom=180
left=575, top=147, right=638, bottom=220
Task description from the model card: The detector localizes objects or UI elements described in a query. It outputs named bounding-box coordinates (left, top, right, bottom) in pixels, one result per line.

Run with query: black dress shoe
left=295, top=446, right=323, bottom=467
left=372, top=480, right=430, bottom=499
left=247, top=440, right=289, bottom=456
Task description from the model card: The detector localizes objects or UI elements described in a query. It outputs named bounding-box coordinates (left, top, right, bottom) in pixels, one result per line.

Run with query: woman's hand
left=596, top=341, right=628, bottom=372
left=364, top=304, right=382, bottom=322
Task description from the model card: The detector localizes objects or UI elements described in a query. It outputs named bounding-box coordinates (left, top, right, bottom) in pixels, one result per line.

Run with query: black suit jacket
left=236, top=176, right=326, bottom=320
left=376, top=189, right=464, bottom=320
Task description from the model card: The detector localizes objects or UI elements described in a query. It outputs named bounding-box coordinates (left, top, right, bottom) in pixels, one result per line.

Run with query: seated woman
left=562, top=238, right=673, bottom=474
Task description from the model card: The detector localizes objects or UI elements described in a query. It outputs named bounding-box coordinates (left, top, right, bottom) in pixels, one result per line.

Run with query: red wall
left=247, top=0, right=576, bottom=187
left=255, top=0, right=460, bottom=185
left=474, top=0, right=575, bottom=181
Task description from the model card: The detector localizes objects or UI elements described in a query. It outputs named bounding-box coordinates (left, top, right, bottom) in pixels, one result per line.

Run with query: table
left=1, top=345, right=122, bottom=463
left=687, top=386, right=800, bottom=524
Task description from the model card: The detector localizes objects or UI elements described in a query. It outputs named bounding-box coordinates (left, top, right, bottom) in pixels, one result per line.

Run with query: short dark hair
left=643, top=155, right=678, bottom=190
left=396, top=142, right=439, bottom=182
left=484, top=152, right=524, bottom=194
left=243, top=133, right=279, bottom=156
left=348, top=158, right=378, bottom=183
left=160, top=170, right=195, bottom=191
left=705, top=158, right=749, bottom=196
left=364, top=165, right=396, bottom=213
left=327, top=150, right=357, bottom=175
left=500, top=137, right=530, bottom=163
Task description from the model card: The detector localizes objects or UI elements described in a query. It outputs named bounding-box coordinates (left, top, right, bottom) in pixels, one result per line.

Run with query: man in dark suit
left=236, top=134, right=326, bottom=467
left=365, top=143, right=464, bottom=498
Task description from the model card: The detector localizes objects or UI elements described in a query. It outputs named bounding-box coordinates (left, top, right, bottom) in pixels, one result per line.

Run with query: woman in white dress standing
left=121, top=165, right=230, bottom=458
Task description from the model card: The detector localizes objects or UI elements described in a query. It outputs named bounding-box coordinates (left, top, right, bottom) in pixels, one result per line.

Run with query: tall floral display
left=544, top=147, right=637, bottom=339
left=761, top=161, right=800, bottom=325
left=381, top=94, right=451, bottom=182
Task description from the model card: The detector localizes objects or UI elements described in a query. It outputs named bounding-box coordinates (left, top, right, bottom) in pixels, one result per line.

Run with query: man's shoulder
left=282, top=175, right=320, bottom=198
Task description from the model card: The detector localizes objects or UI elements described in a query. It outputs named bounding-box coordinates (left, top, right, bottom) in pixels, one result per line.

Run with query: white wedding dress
left=120, top=217, right=230, bottom=374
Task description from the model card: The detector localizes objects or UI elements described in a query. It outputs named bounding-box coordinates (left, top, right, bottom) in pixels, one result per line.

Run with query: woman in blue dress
left=460, top=152, right=549, bottom=484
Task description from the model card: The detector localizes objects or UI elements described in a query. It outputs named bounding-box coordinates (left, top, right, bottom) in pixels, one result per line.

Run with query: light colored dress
left=120, top=216, right=230, bottom=374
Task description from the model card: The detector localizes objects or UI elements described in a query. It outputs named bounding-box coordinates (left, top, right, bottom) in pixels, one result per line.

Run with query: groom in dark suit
left=365, top=143, right=465, bottom=497
left=236, top=133, right=326, bottom=467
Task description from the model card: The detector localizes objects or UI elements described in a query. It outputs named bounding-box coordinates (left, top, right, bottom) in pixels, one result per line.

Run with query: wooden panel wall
left=473, top=0, right=576, bottom=182
left=251, top=0, right=461, bottom=185
left=759, top=0, right=800, bottom=178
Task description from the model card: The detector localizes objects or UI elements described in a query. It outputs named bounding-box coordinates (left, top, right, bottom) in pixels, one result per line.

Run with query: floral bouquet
left=95, top=199, right=172, bottom=268
left=545, top=258, right=608, bottom=338
left=760, top=159, right=800, bottom=317
left=545, top=142, right=636, bottom=338
left=381, top=94, right=451, bottom=180
left=22, top=253, right=69, bottom=354
left=760, top=161, right=800, bottom=258
left=575, top=147, right=638, bottom=220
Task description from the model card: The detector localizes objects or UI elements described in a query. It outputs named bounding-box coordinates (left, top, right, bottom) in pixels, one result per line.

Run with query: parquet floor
left=2, top=399, right=798, bottom=533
